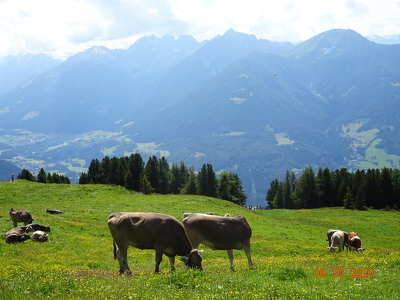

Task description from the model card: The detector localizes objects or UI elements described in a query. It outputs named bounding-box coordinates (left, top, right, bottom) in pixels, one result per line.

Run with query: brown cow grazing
left=107, top=212, right=203, bottom=275
left=182, top=214, right=253, bottom=271
left=5, top=226, right=30, bottom=243
left=348, top=232, right=364, bottom=252
left=9, top=208, right=33, bottom=227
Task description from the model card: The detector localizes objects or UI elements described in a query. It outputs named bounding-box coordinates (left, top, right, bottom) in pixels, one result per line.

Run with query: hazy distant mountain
left=0, top=29, right=399, bottom=205
left=0, top=160, right=20, bottom=181
left=0, top=54, right=61, bottom=96
left=367, top=34, right=400, bottom=45
left=0, top=36, right=202, bottom=134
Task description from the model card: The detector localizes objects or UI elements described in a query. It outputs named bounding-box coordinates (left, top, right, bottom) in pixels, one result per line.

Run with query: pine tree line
left=266, top=167, right=400, bottom=210
left=79, top=154, right=246, bottom=205
left=17, top=168, right=71, bottom=184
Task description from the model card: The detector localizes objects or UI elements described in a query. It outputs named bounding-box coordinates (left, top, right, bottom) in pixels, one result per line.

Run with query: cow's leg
left=227, top=250, right=235, bottom=271
left=116, top=245, right=131, bottom=275
left=12, top=219, right=17, bottom=227
left=155, top=248, right=163, bottom=273
left=243, top=240, right=254, bottom=268
left=168, top=256, right=176, bottom=272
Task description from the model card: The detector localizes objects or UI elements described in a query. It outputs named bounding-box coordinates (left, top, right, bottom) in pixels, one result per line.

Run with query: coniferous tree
left=208, top=164, right=218, bottom=197
left=354, top=183, right=366, bottom=210
left=229, top=173, right=246, bottom=205
left=181, top=169, right=198, bottom=195
left=99, top=156, right=111, bottom=184
left=170, top=163, right=182, bottom=194
left=392, top=169, right=400, bottom=209
left=129, top=153, right=144, bottom=192
left=145, top=156, right=159, bottom=193
left=273, top=183, right=284, bottom=208
left=344, top=187, right=354, bottom=209
left=79, top=172, right=90, bottom=184
left=124, top=170, right=135, bottom=190
left=294, top=167, right=316, bottom=208
left=282, top=170, right=295, bottom=208
left=218, top=172, right=232, bottom=201
left=142, top=175, right=153, bottom=194
left=17, top=169, right=35, bottom=181
left=158, top=157, right=170, bottom=194
left=109, top=157, right=121, bottom=185
left=37, top=168, right=47, bottom=183
left=87, top=159, right=100, bottom=184
left=266, top=179, right=280, bottom=208
left=381, top=168, right=394, bottom=209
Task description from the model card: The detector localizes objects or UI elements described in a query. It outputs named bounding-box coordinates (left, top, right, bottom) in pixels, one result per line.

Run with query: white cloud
left=0, top=0, right=399, bottom=58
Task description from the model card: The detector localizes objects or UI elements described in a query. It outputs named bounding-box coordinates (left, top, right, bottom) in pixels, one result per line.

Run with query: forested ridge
left=79, top=154, right=246, bottom=205
left=266, top=167, right=400, bottom=210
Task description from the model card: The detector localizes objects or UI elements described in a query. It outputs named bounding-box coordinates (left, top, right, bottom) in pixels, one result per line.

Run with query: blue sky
left=1, top=0, right=399, bottom=58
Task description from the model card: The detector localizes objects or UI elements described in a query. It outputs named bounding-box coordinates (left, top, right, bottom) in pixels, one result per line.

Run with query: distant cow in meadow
left=46, top=209, right=63, bottom=215
left=182, top=213, right=253, bottom=271
left=328, top=230, right=348, bottom=252
left=9, top=208, right=33, bottom=227
left=348, top=232, right=364, bottom=252
left=107, top=212, right=203, bottom=275
left=326, top=229, right=349, bottom=248
left=5, top=226, right=30, bottom=244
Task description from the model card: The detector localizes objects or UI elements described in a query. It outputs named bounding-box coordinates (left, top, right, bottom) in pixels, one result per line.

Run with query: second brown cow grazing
left=9, top=208, right=33, bottom=227
left=107, top=212, right=203, bottom=274
left=182, top=214, right=253, bottom=271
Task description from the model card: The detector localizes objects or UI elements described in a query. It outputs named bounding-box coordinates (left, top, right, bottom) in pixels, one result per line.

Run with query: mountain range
left=0, top=29, right=399, bottom=205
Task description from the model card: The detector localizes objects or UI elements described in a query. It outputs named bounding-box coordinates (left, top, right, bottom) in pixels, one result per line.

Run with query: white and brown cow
left=328, top=230, right=347, bottom=252
left=348, top=232, right=364, bottom=252
left=182, top=213, right=253, bottom=271
left=107, top=212, right=203, bottom=275
left=9, top=208, right=33, bottom=227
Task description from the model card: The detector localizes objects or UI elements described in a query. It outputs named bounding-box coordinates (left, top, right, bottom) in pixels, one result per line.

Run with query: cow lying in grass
left=4, top=224, right=51, bottom=244
left=182, top=213, right=253, bottom=271
left=31, top=231, right=48, bottom=242
left=107, top=212, right=203, bottom=275
left=5, top=227, right=30, bottom=243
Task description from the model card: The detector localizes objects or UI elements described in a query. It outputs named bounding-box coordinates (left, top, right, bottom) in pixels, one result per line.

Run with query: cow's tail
left=113, top=240, right=117, bottom=260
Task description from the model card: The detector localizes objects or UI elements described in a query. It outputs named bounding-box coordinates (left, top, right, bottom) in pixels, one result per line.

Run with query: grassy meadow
left=0, top=180, right=399, bottom=299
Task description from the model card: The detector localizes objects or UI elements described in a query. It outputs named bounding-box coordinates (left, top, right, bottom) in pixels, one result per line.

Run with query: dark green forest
left=266, top=167, right=400, bottom=210
left=17, top=168, right=70, bottom=184
left=79, top=154, right=246, bottom=205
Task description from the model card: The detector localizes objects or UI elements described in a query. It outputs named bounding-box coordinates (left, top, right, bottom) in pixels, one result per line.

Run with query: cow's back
left=183, top=215, right=251, bottom=250
left=108, top=212, right=192, bottom=255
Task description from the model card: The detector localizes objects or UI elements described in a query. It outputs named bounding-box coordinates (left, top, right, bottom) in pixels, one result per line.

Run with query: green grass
left=0, top=181, right=399, bottom=299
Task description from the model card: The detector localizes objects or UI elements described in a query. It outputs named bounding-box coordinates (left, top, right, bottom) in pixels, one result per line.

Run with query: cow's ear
left=197, top=249, right=204, bottom=254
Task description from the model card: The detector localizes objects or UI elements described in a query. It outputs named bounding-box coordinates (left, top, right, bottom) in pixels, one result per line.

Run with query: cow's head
left=350, top=236, right=361, bottom=249
left=181, top=249, right=203, bottom=270
left=328, top=246, right=337, bottom=252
